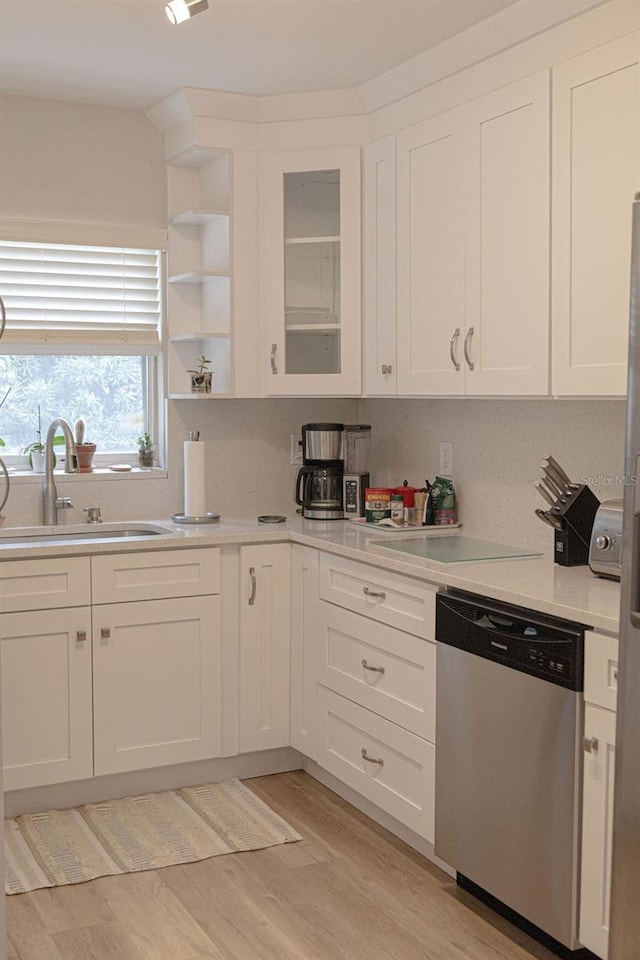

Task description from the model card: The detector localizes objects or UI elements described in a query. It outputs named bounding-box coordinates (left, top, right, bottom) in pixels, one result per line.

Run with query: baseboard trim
left=5, top=748, right=303, bottom=817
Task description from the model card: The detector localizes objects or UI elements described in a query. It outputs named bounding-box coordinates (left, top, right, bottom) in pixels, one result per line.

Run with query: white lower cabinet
left=310, top=553, right=437, bottom=840
left=580, top=630, right=619, bottom=960
left=317, top=686, right=435, bottom=841
left=0, top=607, right=93, bottom=790
left=290, top=545, right=321, bottom=760
left=92, top=595, right=222, bottom=776
left=238, top=543, right=291, bottom=753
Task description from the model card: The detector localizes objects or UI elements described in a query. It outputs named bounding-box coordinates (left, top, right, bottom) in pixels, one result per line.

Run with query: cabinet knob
left=381, top=364, right=393, bottom=375
left=583, top=736, right=599, bottom=753
left=76, top=630, right=87, bottom=643
left=100, top=627, right=111, bottom=640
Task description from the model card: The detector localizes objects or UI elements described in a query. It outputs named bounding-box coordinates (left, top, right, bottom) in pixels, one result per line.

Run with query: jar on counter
left=390, top=494, right=404, bottom=524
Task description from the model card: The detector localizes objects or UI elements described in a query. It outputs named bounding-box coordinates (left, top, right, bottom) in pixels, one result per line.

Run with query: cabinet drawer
left=0, top=557, right=90, bottom=612
left=584, top=631, right=618, bottom=711
left=318, top=601, right=435, bottom=740
left=318, top=553, right=436, bottom=639
left=91, top=548, right=220, bottom=604
left=317, top=685, right=435, bottom=841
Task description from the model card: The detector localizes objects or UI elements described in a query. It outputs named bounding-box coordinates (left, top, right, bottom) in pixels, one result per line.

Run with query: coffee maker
left=295, top=423, right=344, bottom=520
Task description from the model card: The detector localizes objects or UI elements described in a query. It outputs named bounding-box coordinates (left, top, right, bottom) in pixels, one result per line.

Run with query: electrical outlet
left=439, top=441, right=453, bottom=477
left=290, top=434, right=303, bottom=465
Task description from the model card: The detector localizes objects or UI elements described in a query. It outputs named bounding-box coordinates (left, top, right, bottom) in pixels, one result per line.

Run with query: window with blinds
left=0, top=240, right=163, bottom=353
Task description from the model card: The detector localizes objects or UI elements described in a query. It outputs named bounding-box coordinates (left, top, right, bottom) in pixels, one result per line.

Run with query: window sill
left=5, top=467, right=168, bottom=484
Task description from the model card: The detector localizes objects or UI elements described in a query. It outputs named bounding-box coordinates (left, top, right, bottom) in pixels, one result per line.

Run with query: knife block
left=552, top=485, right=600, bottom=567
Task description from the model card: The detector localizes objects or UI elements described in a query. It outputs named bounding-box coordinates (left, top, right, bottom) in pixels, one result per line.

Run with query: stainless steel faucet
left=42, top=418, right=79, bottom=525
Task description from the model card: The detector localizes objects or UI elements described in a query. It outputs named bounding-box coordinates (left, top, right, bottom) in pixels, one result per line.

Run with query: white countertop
left=0, top=516, right=621, bottom=634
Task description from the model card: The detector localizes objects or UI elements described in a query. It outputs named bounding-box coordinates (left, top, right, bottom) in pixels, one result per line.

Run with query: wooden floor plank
left=6, top=896, right=65, bottom=960
left=7, top=770, right=562, bottom=960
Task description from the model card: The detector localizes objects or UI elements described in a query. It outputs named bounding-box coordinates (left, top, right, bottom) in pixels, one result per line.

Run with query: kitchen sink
left=0, top=522, right=175, bottom=548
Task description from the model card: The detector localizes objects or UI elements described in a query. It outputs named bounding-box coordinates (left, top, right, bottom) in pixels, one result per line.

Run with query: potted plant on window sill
left=188, top=355, right=213, bottom=394
left=137, top=432, right=154, bottom=469
left=21, top=406, right=64, bottom=473
left=72, top=417, right=96, bottom=473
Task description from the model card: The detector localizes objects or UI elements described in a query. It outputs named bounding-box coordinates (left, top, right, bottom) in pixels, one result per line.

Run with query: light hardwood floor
left=6, top=770, right=559, bottom=960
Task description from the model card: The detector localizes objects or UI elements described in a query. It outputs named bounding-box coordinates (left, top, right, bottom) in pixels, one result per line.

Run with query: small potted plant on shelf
left=137, top=432, right=154, bottom=469
left=188, top=355, right=213, bottom=394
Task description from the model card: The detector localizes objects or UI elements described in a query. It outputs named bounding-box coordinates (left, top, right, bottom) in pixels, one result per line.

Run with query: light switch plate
left=290, top=434, right=303, bottom=465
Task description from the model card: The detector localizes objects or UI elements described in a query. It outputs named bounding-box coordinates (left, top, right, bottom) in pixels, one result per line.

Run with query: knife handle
left=534, top=481, right=555, bottom=507
left=542, top=454, right=573, bottom=488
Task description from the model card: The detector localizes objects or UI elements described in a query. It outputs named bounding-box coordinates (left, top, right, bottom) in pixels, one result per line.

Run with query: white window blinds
left=0, top=240, right=163, bottom=354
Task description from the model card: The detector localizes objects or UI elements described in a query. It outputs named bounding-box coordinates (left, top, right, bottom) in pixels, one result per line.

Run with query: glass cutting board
left=375, top=535, right=543, bottom=563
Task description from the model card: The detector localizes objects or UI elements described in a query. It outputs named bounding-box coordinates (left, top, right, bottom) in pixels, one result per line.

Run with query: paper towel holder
left=171, top=512, right=220, bottom=525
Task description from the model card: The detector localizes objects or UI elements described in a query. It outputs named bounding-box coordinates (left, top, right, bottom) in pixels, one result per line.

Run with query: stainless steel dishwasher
left=435, top=590, right=588, bottom=957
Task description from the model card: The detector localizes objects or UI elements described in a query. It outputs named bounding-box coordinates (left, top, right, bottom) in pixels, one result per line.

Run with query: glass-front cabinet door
left=262, top=148, right=361, bottom=395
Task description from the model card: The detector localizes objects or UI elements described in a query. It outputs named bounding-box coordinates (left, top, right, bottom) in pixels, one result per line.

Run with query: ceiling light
left=165, top=0, right=209, bottom=25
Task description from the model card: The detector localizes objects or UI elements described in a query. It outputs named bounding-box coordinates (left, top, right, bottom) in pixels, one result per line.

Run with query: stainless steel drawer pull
left=248, top=566, right=257, bottom=606
left=361, top=748, right=384, bottom=767
left=76, top=630, right=87, bottom=643
left=361, top=658, right=385, bottom=675
left=583, top=736, right=599, bottom=753
left=100, top=627, right=111, bottom=640
left=463, top=326, right=475, bottom=370
left=363, top=586, right=386, bottom=600
left=449, top=328, right=461, bottom=371
left=270, top=344, right=278, bottom=375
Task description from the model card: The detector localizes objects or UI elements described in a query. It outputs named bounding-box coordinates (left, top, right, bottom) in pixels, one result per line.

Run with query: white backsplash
left=3, top=399, right=358, bottom=528
left=4, top=396, right=626, bottom=540
left=361, top=397, right=627, bottom=543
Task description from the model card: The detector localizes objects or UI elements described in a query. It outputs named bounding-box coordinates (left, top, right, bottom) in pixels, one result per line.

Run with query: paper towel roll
left=184, top=440, right=206, bottom=517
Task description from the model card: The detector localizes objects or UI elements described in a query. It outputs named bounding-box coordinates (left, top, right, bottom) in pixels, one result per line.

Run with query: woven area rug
left=5, top=777, right=301, bottom=895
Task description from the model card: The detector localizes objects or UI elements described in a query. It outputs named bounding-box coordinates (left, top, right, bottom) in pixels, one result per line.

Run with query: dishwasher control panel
left=437, top=590, right=585, bottom=690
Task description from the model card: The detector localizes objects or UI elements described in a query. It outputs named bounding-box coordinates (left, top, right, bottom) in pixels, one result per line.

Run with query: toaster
left=588, top=499, right=623, bottom=579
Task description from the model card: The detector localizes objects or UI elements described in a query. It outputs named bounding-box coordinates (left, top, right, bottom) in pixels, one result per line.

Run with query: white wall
left=0, top=94, right=166, bottom=228
left=361, top=397, right=627, bottom=543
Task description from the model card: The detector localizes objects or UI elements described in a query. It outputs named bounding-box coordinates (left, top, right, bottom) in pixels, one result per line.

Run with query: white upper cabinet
left=552, top=32, right=640, bottom=396
left=397, top=109, right=466, bottom=395
left=363, top=136, right=397, bottom=395
left=464, top=74, right=550, bottom=395
left=262, top=148, right=362, bottom=396
left=396, top=72, right=550, bottom=396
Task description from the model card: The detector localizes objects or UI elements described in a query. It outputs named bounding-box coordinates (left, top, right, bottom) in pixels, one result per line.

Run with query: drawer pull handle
left=613, top=668, right=618, bottom=681
left=76, top=630, right=87, bottom=643
left=361, top=748, right=384, bottom=767
left=100, top=627, right=111, bottom=640
left=363, top=586, right=386, bottom=600
left=583, top=736, right=599, bottom=754
left=361, top=658, right=385, bottom=675
left=248, top=566, right=257, bottom=606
